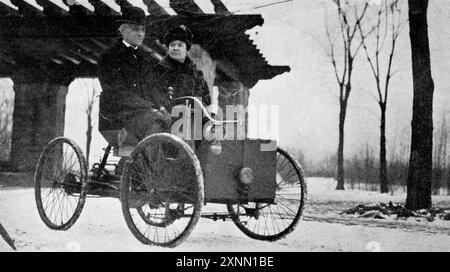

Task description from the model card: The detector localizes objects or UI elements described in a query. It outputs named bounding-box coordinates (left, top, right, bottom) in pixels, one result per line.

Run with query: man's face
left=121, top=24, right=145, bottom=47
left=168, top=40, right=187, bottom=63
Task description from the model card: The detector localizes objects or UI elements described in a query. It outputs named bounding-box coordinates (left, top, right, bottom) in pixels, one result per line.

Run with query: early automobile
left=34, top=96, right=307, bottom=247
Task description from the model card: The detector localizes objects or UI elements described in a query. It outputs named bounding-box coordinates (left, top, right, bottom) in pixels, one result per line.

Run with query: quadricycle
left=34, top=96, right=307, bottom=247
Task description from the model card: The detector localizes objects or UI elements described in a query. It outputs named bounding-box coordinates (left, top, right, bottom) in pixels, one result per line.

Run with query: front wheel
left=120, top=133, right=204, bottom=247
left=227, top=148, right=307, bottom=241
left=34, top=137, right=88, bottom=230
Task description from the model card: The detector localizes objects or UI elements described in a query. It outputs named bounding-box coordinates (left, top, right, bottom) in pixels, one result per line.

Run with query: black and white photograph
left=0, top=0, right=449, bottom=254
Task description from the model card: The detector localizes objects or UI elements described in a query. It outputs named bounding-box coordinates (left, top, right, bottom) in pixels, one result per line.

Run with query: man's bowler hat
left=117, top=6, right=146, bottom=26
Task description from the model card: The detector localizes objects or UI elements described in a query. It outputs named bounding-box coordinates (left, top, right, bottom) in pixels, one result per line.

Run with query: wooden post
left=10, top=73, right=72, bottom=172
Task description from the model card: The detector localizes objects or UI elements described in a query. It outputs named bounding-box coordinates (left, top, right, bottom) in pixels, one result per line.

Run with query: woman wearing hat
left=149, top=25, right=212, bottom=112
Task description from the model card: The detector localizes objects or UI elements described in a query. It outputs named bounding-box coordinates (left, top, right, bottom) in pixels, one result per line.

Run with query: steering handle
left=173, top=96, right=240, bottom=125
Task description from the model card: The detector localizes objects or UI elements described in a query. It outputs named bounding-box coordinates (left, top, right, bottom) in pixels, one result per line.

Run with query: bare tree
left=434, top=112, right=447, bottom=169
left=406, top=0, right=434, bottom=209
left=358, top=0, right=405, bottom=193
left=83, top=79, right=99, bottom=168
left=433, top=112, right=448, bottom=194
left=442, top=115, right=449, bottom=194
left=325, top=0, right=371, bottom=190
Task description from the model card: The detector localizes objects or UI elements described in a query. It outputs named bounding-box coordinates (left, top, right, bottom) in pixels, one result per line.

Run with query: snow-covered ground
left=0, top=178, right=449, bottom=252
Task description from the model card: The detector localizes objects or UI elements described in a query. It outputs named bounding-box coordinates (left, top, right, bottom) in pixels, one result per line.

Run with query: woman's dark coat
left=149, top=56, right=212, bottom=110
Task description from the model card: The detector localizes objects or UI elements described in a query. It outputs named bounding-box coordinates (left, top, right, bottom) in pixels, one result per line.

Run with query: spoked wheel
left=121, top=133, right=204, bottom=247
left=34, top=137, right=88, bottom=230
left=227, top=148, right=307, bottom=241
left=136, top=202, right=185, bottom=228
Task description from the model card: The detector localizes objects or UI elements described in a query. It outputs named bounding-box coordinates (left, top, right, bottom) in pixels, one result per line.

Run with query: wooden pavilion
left=0, top=0, right=290, bottom=171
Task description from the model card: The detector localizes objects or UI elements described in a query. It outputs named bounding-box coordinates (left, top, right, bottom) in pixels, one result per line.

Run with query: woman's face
left=168, top=40, right=187, bottom=63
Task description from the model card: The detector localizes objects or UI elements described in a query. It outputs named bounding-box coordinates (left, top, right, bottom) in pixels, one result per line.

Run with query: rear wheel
left=34, top=137, right=88, bottom=230
left=121, top=133, right=204, bottom=247
left=227, top=148, right=307, bottom=241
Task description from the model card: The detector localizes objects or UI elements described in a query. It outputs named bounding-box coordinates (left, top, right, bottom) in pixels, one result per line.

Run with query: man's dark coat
left=98, top=39, right=156, bottom=129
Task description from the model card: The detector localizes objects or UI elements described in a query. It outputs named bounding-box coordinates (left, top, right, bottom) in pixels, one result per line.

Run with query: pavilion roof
left=0, top=0, right=290, bottom=87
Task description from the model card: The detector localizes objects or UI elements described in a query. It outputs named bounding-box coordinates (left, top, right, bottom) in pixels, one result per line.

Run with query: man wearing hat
left=98, top=6, right=171, bottom=143
left=151, top=25, right=212, bottom=112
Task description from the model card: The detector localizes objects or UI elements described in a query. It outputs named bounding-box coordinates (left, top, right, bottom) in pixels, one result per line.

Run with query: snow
left=0, top=178, right=449, bottom=252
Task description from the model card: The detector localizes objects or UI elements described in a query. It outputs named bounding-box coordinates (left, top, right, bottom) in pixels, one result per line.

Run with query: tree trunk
left=380, top=104, right=388, bottom=193
left=336, top=99, right=346, bottom=190
left=406, top=0, right=434, bottom=210
left=86, top=113, right=92, bottom=167
left=442, top=121, right=449, bottom=194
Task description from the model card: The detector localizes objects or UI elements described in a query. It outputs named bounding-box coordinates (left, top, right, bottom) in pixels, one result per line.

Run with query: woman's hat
left=117, top=6, right=146, bottom=26
left=164, top=25, right=194, bottom=50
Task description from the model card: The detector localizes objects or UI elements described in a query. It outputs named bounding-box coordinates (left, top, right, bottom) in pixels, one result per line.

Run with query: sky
left=1, top=0, right=450, bottom=166
left=244, top=0, right=450, bottom=162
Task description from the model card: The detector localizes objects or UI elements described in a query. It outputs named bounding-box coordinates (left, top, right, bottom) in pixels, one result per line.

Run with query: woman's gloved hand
left=156, top=106, right=172, bottom=125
